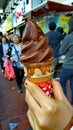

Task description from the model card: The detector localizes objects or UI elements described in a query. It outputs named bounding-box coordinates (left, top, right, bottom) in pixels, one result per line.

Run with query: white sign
left=13, top=0, right=32, bottom=27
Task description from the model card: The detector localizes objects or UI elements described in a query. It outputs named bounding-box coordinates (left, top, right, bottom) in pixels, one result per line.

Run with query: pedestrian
left=0, top=31, right=3, bottom=42
left=25, top=79, right=73, bottom=130
left=6, top=33, right=13, bottom=44
left=59, top=16, right=73, bottom=105
left=0, top=36, right=10, bottom=73
left=10, top=34, right=24, bottom=93
left=56, top=26, right=66, bottom=40
left=0, top=31, right=3, bottom=65
left=46, top=22, right=63, bottom=77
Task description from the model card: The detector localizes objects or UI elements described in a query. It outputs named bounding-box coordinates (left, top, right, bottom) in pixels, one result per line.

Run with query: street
left=0, top=67, right=31, bottom=130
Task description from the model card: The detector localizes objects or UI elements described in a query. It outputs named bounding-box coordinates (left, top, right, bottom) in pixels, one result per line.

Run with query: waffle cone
left=23, top=61, right=54, bottom=82
left=28, top=74, right=52, bottom=82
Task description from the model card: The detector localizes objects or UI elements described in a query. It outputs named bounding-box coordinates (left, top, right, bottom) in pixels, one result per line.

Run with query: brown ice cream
left=20, top=17, right=54, bottom=82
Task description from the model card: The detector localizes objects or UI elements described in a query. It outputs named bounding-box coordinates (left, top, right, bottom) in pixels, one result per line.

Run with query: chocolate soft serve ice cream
left=20, top=17, right=54, bottom=82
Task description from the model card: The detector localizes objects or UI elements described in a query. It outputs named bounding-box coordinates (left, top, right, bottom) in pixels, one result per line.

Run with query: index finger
left=24, top=79, right=56, bottom=110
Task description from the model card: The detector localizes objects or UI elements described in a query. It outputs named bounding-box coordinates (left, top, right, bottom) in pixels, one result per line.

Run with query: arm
left=0, top=43, right=3, bottom=61
left=64, top=117, right=73, bottom=130
left=25, top=79, right=73, bottom=130
left=59, top=35, right=70, bottom=55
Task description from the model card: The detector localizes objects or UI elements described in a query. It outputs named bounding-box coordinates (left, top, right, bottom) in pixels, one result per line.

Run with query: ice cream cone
left=20, top=17, right=54, bottom=96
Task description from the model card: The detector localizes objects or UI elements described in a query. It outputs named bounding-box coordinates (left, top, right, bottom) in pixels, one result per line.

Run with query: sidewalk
left=0, top=67, right=31, bottom=130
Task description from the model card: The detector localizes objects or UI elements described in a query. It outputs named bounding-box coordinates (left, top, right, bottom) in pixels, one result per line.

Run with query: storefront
left=3, top=1, right=73, bottom=36
left=16, top=1, right=73, bottom=36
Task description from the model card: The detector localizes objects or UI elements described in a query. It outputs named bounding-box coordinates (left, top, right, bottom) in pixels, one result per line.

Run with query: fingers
left=25, top=89, right=41, bottom=113
left=27, top=109, right=35, bottom=130
left=27, top=109, right=41, bottom=130
left=51, top=79, right=65, bottom=101
left=51, top=79, right=72, bottom=107
left=25, top=79, right=55, bottom=110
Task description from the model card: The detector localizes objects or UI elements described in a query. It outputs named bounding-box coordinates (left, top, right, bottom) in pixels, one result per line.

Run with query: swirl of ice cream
left=20, top=17, right=53, bottom=63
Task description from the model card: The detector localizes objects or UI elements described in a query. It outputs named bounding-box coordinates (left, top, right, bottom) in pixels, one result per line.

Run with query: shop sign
left=38, top=20, right=46, bottom=32
left=13, top=1, right=23, bottom=27
left=4, top=13, right=13, bottom=32
left=13, top=0, right=32, bottom=27
left=60, top=16, right=70, bottom=33
left=44, top=16, right=60, bottom=33
left=38, top=16, right=70, bottom=34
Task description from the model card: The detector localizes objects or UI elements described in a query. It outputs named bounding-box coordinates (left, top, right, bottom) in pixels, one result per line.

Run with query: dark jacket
left=46, top=30, right=64, bottom=58
left=0, top=43, right=3, bottom=64
left=0, top=42, right=13, bottom=65
left=59, top=31, right=73, bottom=69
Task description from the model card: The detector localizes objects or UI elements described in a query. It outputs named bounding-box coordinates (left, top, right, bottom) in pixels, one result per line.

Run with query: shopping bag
left=4, top=57, right=16, bottom=79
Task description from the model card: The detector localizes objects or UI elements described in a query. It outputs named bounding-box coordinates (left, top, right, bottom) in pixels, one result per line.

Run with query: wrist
left=64, top=117, right=73, bottom=130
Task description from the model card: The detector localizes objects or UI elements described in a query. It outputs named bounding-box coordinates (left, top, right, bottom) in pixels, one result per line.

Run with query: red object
left=35, top=79, right=53, bottom=97
left=4, top=58, right=16, bottom=79
left=16, top=8, right=23, bottom=19
left=31, top=1, right=73, bottom=17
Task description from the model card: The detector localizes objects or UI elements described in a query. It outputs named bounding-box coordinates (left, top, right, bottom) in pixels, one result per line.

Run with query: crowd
left=0, top=32, right=24, bottom=93
left=0, top=16, right=73, bottom=130
left=45, top=17, right=73, bottom=105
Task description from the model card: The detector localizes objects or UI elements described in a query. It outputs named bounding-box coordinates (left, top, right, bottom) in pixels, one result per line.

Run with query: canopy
left=31, top=1, right=73, bottom=17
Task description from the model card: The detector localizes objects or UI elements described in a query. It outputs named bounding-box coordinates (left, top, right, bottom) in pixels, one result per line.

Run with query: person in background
left=59, top=17, right=73, bottom=105
left=10, top=34, right=24, bottom=93
left=24, top=79, right=73, bottom=130
left=6, top=33, right=13, bottom=44
left=0, top=32, right=3, bottom=65
left=0, top=36, right=9, bottom=73
left=10, top=33, right=13, bottom=42
left=46, top=22, right=64, bottom=77
left=56, top=26, right=66, bottom=40
left=0, top=31, right=3, bottom=42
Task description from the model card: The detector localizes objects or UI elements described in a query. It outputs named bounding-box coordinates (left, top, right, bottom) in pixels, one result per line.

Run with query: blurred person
left=0, top=31, right=3, bottom=42
left=46, top=22, right=64, bottom=77
left=25, top=79, right=73, bottom=130
left=10, top=33, right=13, bottom=42
left=59, top=17, right=73, bottom=105
left=6, top=33, right=13, bottom=44
left=56, top=26, right=66, bottom=40
left=0, top=32, right=3, bottom=65
left=10, top=34, right=24, bottom=93
left=0, top=36, right=10, bottom=73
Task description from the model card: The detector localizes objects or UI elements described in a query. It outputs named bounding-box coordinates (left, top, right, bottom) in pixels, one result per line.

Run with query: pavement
left=0, top=67, right=31, bottom=130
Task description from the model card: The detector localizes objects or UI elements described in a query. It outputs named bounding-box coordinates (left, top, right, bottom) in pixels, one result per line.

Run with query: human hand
left=25, top=79, right=73, bottom=130
left=10, top=57, right=14, bottom=62
left=2, top=57, right=4, bottom=61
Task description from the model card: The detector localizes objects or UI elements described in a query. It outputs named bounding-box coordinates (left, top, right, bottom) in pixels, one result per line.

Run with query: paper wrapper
left=24, top=61, right=54, bottom=96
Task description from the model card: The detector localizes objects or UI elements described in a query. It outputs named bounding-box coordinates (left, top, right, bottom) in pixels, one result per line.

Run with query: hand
left=25, top=79, right=73, bottom=130
left=10, top=57, right=14, bottom=62
left=2, top=57, right=4, bottom=61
